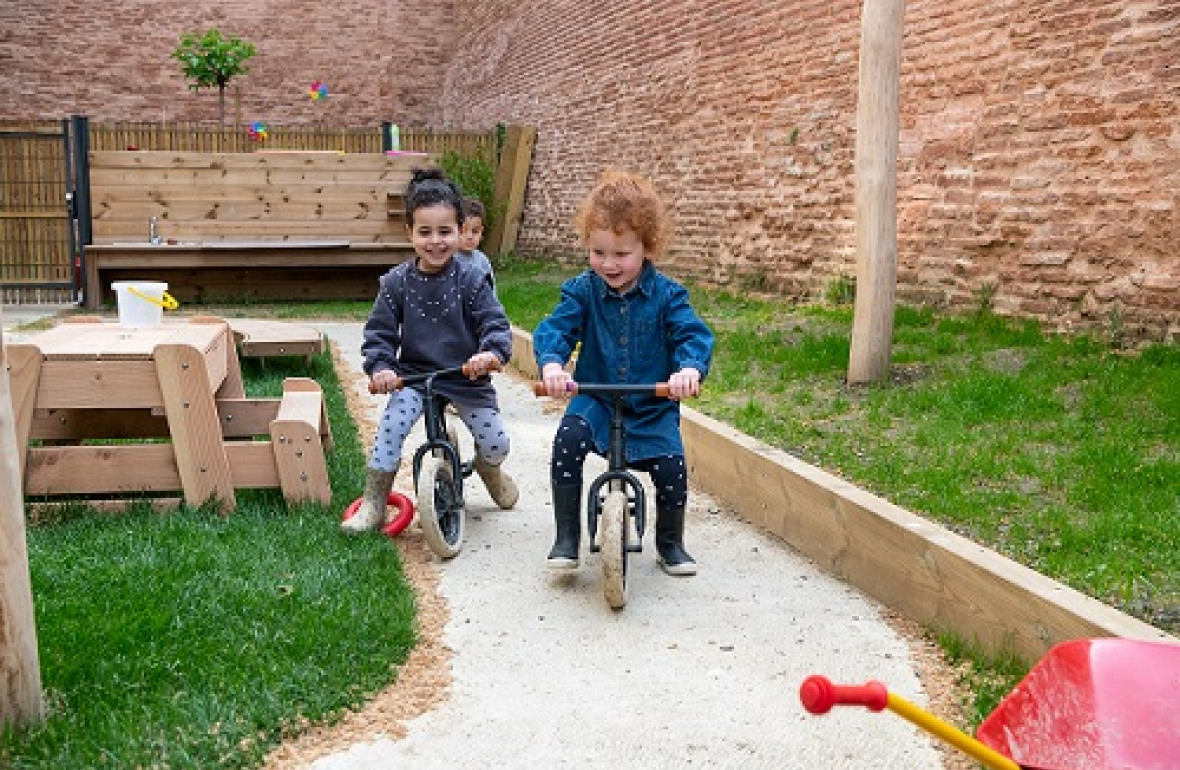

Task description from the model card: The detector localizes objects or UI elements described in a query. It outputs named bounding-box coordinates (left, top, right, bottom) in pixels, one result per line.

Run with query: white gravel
left=312, top=323, right=945, bottom=770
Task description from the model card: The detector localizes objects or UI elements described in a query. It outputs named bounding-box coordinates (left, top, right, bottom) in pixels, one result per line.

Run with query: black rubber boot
left=655, top=504, right=697, bottom=576
left=546, top=484, right=582, bottom=569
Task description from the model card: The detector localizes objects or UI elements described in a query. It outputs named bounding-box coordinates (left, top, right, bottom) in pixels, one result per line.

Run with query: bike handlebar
left=368, top=360, right=501, bottom=395
left=531, top=381, right=671, bottom=398
left=798, top=675, right=889, bottom=714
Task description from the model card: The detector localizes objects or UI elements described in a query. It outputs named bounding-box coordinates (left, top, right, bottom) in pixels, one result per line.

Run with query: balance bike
left=370, top=364, right=490, bottom=559
left=534, top=381, right=671, bottom=609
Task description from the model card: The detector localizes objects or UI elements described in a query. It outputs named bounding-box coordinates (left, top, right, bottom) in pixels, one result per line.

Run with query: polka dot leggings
left=550, top=414, right=688, bottom=512
left=370, top=387, right=511, bottom=472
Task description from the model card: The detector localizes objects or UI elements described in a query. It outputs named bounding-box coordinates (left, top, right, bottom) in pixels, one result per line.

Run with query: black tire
left=418, top=452, right=464, bottom=559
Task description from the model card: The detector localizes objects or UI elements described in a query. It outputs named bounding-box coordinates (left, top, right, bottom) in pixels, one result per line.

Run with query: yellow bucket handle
left=128, top=286, right=179, bottom=310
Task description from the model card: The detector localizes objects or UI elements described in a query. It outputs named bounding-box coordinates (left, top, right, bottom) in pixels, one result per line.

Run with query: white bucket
left=112, top=281, right=174, bottom=327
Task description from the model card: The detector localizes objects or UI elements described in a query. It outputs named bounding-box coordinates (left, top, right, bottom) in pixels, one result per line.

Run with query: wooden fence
left=0, top=120, right=501, bottom=304
left=0, top=123, right=73, bottom=304
left=83, top=121, right=498, bottom=158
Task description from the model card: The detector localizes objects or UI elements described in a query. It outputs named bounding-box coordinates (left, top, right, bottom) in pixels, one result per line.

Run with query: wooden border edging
left=510, top=328, right=1172, bottom=662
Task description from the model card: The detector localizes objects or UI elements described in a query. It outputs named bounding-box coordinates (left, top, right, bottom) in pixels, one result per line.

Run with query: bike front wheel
left=418, top=452, right=465, bottom=559
left=600, top=490, right=629, bottom=609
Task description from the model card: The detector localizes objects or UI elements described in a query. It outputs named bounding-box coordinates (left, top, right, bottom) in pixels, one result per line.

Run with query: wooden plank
left=191, top=318, right=246, bottom=400
left=92, top=220, right=409, bottom=240
left=33, top=360, right=162, bottom=409
left=85, top=245, right=410, bottom=268
left=486, top=125, right=536, bottom=256
left=216, top=398, right=282, bottom=438
left=92, top=183, right=400, bottom=203
left=28, top=408, right=168, bottom=440
left=679, top=406, right=1173, bottom=661
left=0, top=327, right=45, bottom=728
left=269, top=379, right=330, bottom=504
left=154, top=342, right=235, bottom=510
left=224, top=442, right=282, bottom=488
left=82, top=246, right=412, bottom=309
left=279, top=377, right=332, bottom=450
left=24, top=444, right=180, bottom=495
left=91, top=150, right=433, bottom=171
left=230, top=319, right=324, bottom=359
left=198, top=324, right=230, bottom=395
left=24, top=444, right=176, bottom=495
left=93, top=199, right=401, bottom=223
left=4, top=344, right=42, bottom=480
left=90, top=168, right=416, bottom=187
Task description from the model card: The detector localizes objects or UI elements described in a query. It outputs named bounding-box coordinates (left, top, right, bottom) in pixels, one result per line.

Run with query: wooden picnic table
left=6, top=317, right=331, bottom=511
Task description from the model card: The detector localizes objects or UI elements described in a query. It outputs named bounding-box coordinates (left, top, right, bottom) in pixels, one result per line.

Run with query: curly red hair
left=575, top=171, right=671, bottom=257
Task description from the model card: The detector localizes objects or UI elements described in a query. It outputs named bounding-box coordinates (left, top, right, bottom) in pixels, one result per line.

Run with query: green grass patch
left=936, top=632, right=1029, bottom=726
left=3, top=349, right=415, bottom=768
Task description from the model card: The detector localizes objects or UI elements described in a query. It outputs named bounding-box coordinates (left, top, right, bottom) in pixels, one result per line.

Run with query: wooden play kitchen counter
left=6, top=317, right=332, bottom=511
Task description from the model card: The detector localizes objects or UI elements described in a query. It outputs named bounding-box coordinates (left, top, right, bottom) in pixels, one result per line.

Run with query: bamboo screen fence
left=83, top=122, right=497, bottom=157
left=0, top=125, right=72, bottom=301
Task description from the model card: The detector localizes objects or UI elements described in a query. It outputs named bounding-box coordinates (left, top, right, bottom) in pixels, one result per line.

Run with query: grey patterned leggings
left=369, top=387, right=511, bottom=472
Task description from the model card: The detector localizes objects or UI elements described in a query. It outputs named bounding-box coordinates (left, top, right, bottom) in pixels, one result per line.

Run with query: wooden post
left=485, top=125, right=537, bottom=257
left=847, top=0, right=905, bottom=384
left=0, top=324, right=46, bottom=728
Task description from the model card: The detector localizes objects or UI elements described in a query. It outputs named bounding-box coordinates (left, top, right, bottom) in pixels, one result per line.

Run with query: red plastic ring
left=341, top=492, right=415, bottom=538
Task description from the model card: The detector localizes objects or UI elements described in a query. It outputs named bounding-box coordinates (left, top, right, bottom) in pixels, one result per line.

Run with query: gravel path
left=287, top=322, right=946, bottom=770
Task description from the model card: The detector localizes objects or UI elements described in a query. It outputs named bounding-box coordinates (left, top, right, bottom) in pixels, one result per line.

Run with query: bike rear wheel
left=600, top=490, right=629, bottom=609
left=418, top=452, right=465, bottom=559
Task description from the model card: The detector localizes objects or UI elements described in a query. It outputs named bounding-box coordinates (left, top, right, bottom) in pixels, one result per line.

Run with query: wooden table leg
left=4, top=345, right=43, bottom=482
left=155, top=342, right=235, bottom=511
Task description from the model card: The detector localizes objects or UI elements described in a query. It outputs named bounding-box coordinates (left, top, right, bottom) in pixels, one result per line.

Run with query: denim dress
left=533, top=263, right=714, bottom=462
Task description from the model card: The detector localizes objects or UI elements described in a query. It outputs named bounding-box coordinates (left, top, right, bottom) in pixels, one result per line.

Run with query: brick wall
left=0, top=0, right=452, bottom=126
left=442, top=0, right=1178, bottom=341
left=4, top=0, right=1176, bottom=339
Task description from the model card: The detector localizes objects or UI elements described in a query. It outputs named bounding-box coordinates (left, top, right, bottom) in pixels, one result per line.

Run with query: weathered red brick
left=4, top=0, right=1175, bottom=340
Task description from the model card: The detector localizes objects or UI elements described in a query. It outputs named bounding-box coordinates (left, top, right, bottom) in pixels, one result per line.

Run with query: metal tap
left=149, top=216, right=162, bottom=245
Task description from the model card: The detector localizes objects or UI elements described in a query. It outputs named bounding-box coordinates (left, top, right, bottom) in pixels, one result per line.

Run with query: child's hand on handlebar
left=667, top=367, right=701, bottom=400
left=370, top=369, right=401, bottom=394
left=464, top=351, right=502, bottom=379
left=541, top=362, right=573, bottom=399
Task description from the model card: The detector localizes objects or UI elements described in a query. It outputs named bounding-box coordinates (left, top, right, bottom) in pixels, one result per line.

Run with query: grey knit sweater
left=361, top=256, right=512, bottom=408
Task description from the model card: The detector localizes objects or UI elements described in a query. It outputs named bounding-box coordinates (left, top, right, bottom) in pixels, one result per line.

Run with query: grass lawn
left=3, top=350, right=415, bottom=768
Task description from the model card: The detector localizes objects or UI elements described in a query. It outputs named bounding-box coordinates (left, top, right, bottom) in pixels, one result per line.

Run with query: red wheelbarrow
left=801, top=637, right=1180, bottom=770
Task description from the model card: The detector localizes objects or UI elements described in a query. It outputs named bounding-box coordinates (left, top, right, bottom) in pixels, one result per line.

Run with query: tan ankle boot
left=341, top=467, right=397, bottom=533
left=474, top=456, right=519, bottom=509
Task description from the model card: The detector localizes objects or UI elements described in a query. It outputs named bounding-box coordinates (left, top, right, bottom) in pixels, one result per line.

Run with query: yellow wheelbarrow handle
left=128, top=286, right=179, bottom=310
left=800, top=676, right=1021, bottom=770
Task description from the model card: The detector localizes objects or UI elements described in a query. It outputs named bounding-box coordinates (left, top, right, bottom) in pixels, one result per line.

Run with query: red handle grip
left=799, top=675, right=889, bottom=714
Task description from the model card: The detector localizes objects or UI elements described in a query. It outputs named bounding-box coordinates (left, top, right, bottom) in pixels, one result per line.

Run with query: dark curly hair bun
left=404, top=167, right=464, bottom=227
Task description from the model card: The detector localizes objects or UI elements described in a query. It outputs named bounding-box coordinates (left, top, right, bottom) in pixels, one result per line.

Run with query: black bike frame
left=399, top=367, right=469, bottom=492
left=578, top=384, right=661, bottom=554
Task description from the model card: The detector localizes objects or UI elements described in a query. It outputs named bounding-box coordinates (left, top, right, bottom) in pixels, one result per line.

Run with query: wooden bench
left=83, top=150, right=431, bottom=308
left=229, top=318, right=326, bottom=366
